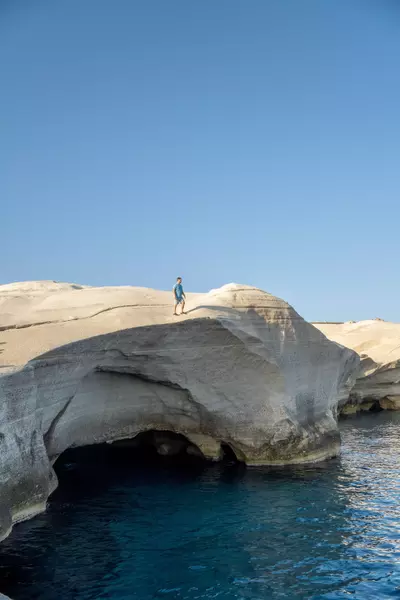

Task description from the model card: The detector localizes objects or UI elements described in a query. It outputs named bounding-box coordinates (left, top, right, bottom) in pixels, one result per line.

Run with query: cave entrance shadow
left=52, top=430, right=242, bottom=503
left=220, top=442, right=239, bottom=464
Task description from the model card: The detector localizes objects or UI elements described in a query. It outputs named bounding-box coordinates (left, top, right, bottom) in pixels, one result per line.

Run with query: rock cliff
left=0, top=281, right=358, bottom=541
left=315, top=320, right=400, bottom=413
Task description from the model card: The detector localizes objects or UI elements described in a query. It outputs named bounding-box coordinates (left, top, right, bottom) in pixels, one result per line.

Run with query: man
left=173, top=276, right=186, bottom=315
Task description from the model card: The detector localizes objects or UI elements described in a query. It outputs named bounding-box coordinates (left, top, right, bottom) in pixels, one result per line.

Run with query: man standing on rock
left=173, top=277, right=186, bottom=315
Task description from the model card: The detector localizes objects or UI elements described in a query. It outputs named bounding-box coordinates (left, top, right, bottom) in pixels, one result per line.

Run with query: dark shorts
left=175, top=296, right=184, bottom=304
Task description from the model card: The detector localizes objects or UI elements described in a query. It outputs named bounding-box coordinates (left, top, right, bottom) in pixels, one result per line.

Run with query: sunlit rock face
left=0, top=281, right=358, bottom=541
left=315, top=320, right=400, bottom=413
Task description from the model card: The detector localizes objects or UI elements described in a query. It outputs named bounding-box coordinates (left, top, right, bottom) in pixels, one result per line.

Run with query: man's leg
left=173, top=300, right=178, bottom=315
left=180, top=298, right=186, bottom=314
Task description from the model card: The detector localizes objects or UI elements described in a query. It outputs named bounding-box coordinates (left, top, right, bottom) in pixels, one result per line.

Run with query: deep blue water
left=1, top=412, right=400, bottom=600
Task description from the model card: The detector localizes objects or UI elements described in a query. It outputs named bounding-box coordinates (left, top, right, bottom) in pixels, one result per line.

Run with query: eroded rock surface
left=0, top=281, right=358, bottom=541
left=315, top=320, right=400, bottom=413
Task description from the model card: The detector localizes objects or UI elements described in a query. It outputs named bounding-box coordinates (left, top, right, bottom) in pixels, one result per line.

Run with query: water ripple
left=0, top=412, right=399, bottom=599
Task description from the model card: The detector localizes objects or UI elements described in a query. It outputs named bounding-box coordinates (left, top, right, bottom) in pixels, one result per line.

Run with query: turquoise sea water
left=0, top=412, right=399, bottom=600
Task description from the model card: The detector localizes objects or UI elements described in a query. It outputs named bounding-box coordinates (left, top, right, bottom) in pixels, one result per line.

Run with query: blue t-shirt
left=173, top=283, right=183, bottom=298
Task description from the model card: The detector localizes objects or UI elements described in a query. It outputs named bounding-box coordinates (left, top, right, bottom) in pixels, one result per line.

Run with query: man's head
left=177, top=277, right=182, bottom=283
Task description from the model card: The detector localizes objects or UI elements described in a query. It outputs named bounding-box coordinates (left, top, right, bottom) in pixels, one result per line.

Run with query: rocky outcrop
left=315, top=320, right=400, bottom=413
left=0, top=281, right=358, bottom=541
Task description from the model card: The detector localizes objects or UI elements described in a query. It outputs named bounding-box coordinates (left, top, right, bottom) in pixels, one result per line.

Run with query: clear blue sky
left=2, top=0, right=400, bottom=322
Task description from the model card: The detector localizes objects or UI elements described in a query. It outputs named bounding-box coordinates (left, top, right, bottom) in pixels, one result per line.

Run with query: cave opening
left=52, top=430, right=242, bottom=503
left=220, top=442, right=239, bottom=464
left=369, top=399, right=383, bottom=412
left=52, top=431, right=243, bottom=503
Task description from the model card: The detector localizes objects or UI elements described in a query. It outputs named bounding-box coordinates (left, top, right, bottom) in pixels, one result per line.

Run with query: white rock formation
left=0, top=281, right=358, bottom=541
left=315, top=320, right=400, bottom=412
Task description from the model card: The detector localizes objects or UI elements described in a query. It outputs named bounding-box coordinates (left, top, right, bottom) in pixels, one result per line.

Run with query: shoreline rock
left=0, top=282, right=358, bottom=541
left=314, top=320, right=400, bottom=414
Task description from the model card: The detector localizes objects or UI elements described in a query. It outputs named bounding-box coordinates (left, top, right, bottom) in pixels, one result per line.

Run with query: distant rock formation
left=314, top=320, right=400, bottom=413
left=0, top=281, right=358, bottom=541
